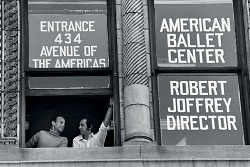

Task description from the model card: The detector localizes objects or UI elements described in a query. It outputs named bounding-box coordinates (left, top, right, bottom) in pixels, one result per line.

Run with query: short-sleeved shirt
left=25, top=130, right=68, bottom=148
left=73, top=122, right=109, bottom=148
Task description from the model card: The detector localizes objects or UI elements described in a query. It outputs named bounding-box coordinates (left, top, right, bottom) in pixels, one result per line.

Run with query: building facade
left=0, top=0, right=250, bottom=166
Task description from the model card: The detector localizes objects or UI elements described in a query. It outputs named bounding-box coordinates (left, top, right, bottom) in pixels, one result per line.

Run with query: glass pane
left=28, top=0, right=109, bottom=69
left=29, top=76, right=110, bottom=89
left=158, top=74, right=244, bottom=145
left=155, top=0, right=232, bottom=3
left=28, top=0, right=107, bottom=14
left=154, top=0, right=237, bottom=68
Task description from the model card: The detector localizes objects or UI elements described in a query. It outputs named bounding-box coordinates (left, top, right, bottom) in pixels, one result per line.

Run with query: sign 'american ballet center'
left=155, top=1, right=244, bottom=145
left=155, top=1, right=237, bottom=67
left=29, top=13, right=108, bottom=68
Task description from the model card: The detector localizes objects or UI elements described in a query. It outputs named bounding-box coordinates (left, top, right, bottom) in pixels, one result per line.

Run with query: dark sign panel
left=155, top=1, right=237, bottom=67
left=29, top=14, right=109, bottom=68
left=158, top=74, right=244, bottom=145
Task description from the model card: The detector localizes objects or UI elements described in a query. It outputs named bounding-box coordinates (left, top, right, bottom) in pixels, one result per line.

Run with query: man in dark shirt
left=25, top=115, right=68, bottom=148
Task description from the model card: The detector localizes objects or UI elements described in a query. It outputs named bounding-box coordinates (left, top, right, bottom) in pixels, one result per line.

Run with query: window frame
left=148, top=0, right=250, bottom=145
left=24, top=0, right=115, bottom=96
left=20, top=0, right=120, bottom=147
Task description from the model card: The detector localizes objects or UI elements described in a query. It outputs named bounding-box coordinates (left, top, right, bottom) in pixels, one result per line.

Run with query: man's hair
left=81, top=117, right=95, bottom=132
left=50, top=115, right=63, bottom=126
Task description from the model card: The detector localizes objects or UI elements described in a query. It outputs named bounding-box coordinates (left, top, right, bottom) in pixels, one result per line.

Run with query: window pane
left=154, top=0, right=237, bottom=68
left=29, top=76, right=110, bottom=89
left=158, top=74, right=244, bottom=145
left=28, top=0, right=107, bottom=14
left=28, top=0, right=109, bottom=69
left=155, top=0, right=232, bottom=3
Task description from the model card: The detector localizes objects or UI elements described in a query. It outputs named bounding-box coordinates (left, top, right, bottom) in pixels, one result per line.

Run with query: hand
left=104, top=97, right=114, bottom=127
left=109, top=97, right=114, bottom=106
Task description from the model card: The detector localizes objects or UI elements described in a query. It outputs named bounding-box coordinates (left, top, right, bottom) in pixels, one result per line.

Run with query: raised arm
left=103, top=97, right=114, bottom=127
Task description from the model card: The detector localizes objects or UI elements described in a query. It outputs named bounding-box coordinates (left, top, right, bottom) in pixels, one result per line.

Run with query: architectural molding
left=0, top=0, right=19, bottom=146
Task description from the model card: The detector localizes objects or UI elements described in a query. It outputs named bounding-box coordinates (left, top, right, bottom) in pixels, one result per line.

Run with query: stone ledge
left=0, top=145, right=250, bottom=163
left=141, top=145, right=250, bottom=160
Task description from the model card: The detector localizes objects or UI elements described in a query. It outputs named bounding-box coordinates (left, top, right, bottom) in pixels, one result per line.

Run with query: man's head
left=51, top=115, right=65, bottom=133
left=79, top=118, right=93, bottom=137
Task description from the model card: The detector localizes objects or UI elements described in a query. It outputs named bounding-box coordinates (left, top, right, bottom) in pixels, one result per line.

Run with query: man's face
left=79, top=119, right=90, bottom=135
left=52, top=116, right=65, bottom=133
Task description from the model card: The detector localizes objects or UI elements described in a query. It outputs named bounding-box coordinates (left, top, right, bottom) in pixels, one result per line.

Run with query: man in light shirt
left=72, top=98, right=113, bottom=148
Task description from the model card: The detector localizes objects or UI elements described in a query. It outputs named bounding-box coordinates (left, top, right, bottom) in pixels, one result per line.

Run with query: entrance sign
left=29, top=14, right=109, bottom=68
left=155, top=0, right=237, bottom=67
left=158, top=74, right=244, bottom=145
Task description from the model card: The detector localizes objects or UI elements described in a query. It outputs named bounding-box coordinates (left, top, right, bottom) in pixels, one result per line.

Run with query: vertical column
left=0, top=0, right=2, bottom=144
left=248, top=0, right=250, bottom=74
left=0, top=0, right=19, bottom=146
left=122, top=0, right=152, bottom=143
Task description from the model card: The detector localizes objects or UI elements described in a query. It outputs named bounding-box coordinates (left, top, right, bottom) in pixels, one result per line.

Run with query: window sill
left=0, top=145, right=249, bottom=163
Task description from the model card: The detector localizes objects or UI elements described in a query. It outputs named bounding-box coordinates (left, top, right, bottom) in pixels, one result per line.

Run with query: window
left=21, top=0, right=119, bottom=147
left=28, top=0, right=109, bottom=69
left=149, top=0, right=249, bottom=145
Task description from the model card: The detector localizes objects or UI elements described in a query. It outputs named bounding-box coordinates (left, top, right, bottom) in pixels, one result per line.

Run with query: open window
left=26, top=97, right=114, bottom=147
left=21, top=0, right=119, bottom=147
